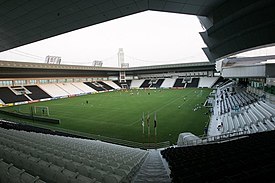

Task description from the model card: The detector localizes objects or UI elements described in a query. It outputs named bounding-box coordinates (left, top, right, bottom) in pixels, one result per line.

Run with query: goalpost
left=33, top=106, right=50, bottom=116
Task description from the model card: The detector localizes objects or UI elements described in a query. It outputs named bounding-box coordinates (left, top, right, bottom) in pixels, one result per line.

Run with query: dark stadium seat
left=186, top=78, right=200, bottom=88
left=151, top=79, right=164, bottom=88
left=140, top=79, right=151, bottom=88
left=0, top=87, right=29, bottom=104
left=139, top=79, right=165, bottom=88
left=25, top=85, right=51, bottom=100
left=173, top=78, right=185, bottom=87
left=113, top=80, right=131, bottom=88
left=161, top=130, right=275, bottom=183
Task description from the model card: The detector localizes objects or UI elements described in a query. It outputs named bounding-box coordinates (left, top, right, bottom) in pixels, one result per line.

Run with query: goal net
left=33, top=106, right=50, bottom=116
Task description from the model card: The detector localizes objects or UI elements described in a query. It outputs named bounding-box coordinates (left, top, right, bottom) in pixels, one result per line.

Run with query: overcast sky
left=0, top=11, right=210, bottom=67
left=0, top=11, right=274, bottom=67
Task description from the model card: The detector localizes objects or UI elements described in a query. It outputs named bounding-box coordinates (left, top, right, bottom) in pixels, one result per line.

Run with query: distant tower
left=118, top=48, right=124, bottom=68
left=118, top=48, right=126, bottom=83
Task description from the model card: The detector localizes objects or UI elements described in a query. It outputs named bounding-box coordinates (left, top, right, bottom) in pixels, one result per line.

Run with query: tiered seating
left=198, top=77, right=219, bottom=88
left=258, top=101, right=275, bottom=116
left=0, top=158, right=45, bottom=183
left=218, top=90, right=256, bottom=115
left=243, top=112, right=253, bottom=125
left=0, top=127, right=148, bottom=183
left=102, top=81, right=121, bottom=90
left=222, top=115, right=228, bottom=133
left=186, top=78, right=199, bottom=88
left=173, top=78, right=185, bottom=87
left=160, top=78, right=176, bottom=88
left=227, top=115, right=234, bottom=132
left=256, top=103, right=272, bottom=119
left=25, top=85, right=51, bottom=100
left=71, top=83, right=97, bottom=93
left=56, top=83, right=84, bottom=95
left=238, top=114, right=246, bottom=128
left=139, top=79, right=165, bottom=88
left=215, top=84, right=275, bottom=135
left=150, top=79, right=164, bottom=88
left=96, top=81, right=114, bottom=90
left=38, top=84, right=69, bottom=97
left=130, top=79, right=145, bottom=88
left=161, top=130, right=275, bottom=182
left=84, top=82, right=105, bottom=91
left=139, top=80, right=151, bottom=88
left=0, top=87, right=30, bottom=103
left=265, top=119, right=275, bottom=130
left=233, top=115, right=240, bottom=130
left=247, top=108, right=258, bottom=123
left=250, top=105, right=265, bottom=121
left=113, top=80, right=131, bottom=89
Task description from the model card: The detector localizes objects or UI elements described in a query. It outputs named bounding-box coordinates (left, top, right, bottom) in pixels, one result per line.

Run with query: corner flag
left=154, top=112, right=157, bottom=136
left=147, top=112, right=150, bottom=127
left=154, top=112, right=157, bottom=128
left=141, top=112, right=145, bottom=134
left=141, top=112, right=144, bottom=127
left=147, top=112, right=150, bottom=135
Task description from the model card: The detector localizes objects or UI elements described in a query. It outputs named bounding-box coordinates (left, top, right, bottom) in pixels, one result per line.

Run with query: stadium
left=0, top=0, right=275, bottom=183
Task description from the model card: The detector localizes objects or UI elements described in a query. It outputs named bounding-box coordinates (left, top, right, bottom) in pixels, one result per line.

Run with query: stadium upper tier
left=0, top=60, right=215, bottom=78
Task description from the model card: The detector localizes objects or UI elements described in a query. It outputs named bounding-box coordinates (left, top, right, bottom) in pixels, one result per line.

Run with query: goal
left=33, top=106, right=50, bottom=116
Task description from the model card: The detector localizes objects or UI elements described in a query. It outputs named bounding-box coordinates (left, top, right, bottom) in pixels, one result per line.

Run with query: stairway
left=133, top=150, right=171, bottom=183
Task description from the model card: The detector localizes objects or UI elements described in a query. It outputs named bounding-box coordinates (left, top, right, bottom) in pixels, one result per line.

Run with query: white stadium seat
left=0, top=127, right=148, bottom=183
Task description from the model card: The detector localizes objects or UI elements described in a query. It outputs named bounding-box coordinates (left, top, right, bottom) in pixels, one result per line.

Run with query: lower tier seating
left=0, top=87, right=30, bottom=103
left=0, top=158, right=45, bottom=183
left=25, top=85, right=51, bottom=100
left=84, top=82, right=106, bottom=91
left=0, top=126, right=148, bottom=183
left=186, top=78, right=200, bottom=88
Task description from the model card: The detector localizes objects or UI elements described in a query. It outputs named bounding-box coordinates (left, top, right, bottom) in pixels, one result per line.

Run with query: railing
left=0, top=117, right=170, bottom=149
left=182, top=130, right=249, bottom=147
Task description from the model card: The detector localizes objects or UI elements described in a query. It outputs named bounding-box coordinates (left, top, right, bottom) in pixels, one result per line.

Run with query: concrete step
left=132, top=150, right=171, bottom=183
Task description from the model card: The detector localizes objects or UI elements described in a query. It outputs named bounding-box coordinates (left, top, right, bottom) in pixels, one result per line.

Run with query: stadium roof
left=0, top=0, right=274, bottom=61
left=0, top=60, right=215, bottom=78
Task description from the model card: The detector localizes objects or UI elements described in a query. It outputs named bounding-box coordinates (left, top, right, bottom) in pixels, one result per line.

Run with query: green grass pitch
left=2, top=88, right=212, bottom=144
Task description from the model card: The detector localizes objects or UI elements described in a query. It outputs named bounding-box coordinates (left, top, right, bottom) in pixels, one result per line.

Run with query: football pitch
left=1, top=88, right=212, bottom=144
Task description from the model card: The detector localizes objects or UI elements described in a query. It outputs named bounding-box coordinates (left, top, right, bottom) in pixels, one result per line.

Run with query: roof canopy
left=1, top=0, right=274, bottom=61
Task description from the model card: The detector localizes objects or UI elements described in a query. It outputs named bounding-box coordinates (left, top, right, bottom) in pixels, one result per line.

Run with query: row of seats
left=0, top=81, right=121, bottom=104
left=139, top=79, right=165, bottom=88
left=218, top=90, right=256, bottom=115
left=198, top=77, right=219, bottom=88
left=84, top=82, right=106, bottom=91
left=216, top=84, right=275, bottom=136
left=185, top=78, right=200, bottom=88
left=161, top=130, right=275, bottom=182
left=130, top=78, right=207, bottom=88
left=221, top=112, right=275, bottom=135
left=0, top=127, right=148, bottom=183
left=0, top=158, right=45, bottom=183
left=0, top=87, right=30, bottom=103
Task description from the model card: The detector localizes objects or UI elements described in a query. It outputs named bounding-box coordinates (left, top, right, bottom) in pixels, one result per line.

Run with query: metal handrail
left=182, top=130, right=249, bottom=147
